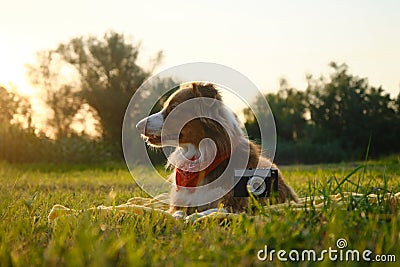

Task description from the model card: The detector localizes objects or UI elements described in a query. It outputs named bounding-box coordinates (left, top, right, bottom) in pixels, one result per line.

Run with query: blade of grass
left=357, top=135, right=372, bottom=192
left=333, top=164, right=366, bottom=193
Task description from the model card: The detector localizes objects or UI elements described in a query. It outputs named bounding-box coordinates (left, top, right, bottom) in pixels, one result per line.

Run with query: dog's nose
left=136, top=118, right=147, bottom=134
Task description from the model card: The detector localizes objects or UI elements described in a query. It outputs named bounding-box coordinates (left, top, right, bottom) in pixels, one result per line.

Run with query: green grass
left=0, top=156, right=399, bottom=266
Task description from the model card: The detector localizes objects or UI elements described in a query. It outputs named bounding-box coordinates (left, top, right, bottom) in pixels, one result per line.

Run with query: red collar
left=175, top=153, right=230, bottom=192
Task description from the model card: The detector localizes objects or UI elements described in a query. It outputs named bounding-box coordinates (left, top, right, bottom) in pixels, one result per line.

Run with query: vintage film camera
left=233, top=168, right=278, bottom=197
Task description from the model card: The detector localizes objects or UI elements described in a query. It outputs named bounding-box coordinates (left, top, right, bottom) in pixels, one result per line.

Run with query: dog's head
left=136, top=82, right=240, bottom=153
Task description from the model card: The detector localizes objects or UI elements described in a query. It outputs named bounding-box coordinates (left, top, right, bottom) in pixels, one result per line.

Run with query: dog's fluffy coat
left=136, top=82, right=297, bottom=213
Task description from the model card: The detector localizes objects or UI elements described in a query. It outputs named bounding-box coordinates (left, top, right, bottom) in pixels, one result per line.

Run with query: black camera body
left=233, top=168, right=278, bottom=197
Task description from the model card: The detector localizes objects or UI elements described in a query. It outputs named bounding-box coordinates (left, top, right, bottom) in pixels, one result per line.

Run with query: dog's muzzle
left=136, top=110, right=165, bottom=136
left=136, top=117, right=147, bottom=134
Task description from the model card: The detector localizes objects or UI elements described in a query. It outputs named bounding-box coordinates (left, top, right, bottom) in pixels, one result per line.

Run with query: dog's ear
left=191, top=83, right=223, bottom=130
left=192, top=83, right=222, bottom=107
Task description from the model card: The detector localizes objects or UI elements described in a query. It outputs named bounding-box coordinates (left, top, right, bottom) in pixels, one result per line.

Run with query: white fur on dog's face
left=136, top=109, right=164, bottom=135
left=136, top=109, right=166, bottom=146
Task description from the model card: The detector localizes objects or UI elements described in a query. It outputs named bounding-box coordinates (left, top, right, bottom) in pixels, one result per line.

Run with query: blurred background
left=1, top=0, right=399, bottom=164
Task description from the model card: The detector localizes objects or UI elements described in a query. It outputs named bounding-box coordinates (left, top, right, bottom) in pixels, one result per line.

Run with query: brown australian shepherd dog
left=136, top=82, right=297, bottom=214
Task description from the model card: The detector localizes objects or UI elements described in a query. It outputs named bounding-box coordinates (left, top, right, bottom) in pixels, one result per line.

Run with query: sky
left=1, top=0, right=399, bottom=108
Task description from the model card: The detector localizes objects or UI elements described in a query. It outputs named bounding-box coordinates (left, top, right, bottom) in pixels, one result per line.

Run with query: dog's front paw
left=172, top=210, right=186, bottom=219
left=185, top=208, right=228, bottom=222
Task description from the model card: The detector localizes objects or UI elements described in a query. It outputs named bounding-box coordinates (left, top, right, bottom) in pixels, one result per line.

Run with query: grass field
left=0, top=155, right=399, bottom=266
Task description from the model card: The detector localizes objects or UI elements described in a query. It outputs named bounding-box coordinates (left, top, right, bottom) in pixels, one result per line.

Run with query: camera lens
left=247, top=176, right=266, bottom=196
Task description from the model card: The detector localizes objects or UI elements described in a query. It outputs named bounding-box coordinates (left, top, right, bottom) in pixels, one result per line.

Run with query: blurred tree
left=27, top=51, right=81, bottom=138
left=244, top=62, right=399, bottom=163
left=244, top=79, right=308, bottom=143
left=0, top=85, right=32, bottom=128
left=0, top=86, right=17, bottom=124
left=306, top=62, right=399, bottom=156
left=267, top=79, right=308, bottom=141
left=55, top=31, right=162, bottom=155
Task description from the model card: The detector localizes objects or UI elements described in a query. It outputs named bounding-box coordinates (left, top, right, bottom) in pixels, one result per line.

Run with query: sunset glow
left=1, top=0, right=399, bottom=134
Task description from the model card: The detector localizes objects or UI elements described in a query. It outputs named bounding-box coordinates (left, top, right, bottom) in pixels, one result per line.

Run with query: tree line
left=245, top=63, right=400, bottom=164
left=1, top=31, right=399, bottom=164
